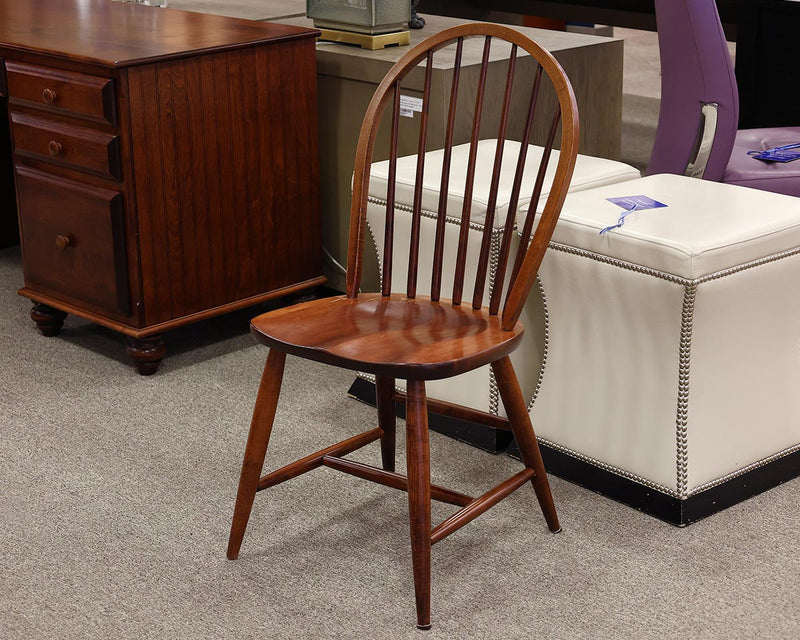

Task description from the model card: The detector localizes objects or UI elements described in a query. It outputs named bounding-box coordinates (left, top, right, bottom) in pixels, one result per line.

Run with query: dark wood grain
left=6, top=61, right=116, bottom=125
left=227, top=349, right=286, bottom=561
left=430, top=467, right=535, bottom=544
left=29, top=302, right=66, bottom=337
left=16, top=167, right=129, bottom=318
left=490, top=66, right=544, bottom=315
left=504, top=107, right=569, bottom=330
left=11, top=112, right=121, bottom=179
left=125, top=334, right=166, bottom=377
left=492, top=356, right=560, bottom=532
left=3, top=3, right=324, bottom=372
left=381, top=85, right=401, bottom=297
left=407, top=52, right=434, bottom=299
left=0, top=94, right=18, bottom=248
left=392, top=389, right=512, bottom=431
left=0, top=0, right=317, bottom=70
left=452, top=35, right=492, bottom=306
left=430, top=37, right=464, bottom=302
left=376, top=375, right=397, bottom=472
left=257, top=428, right=383, bottom=491
left=250, top=293, right=524, bottom=381
left=321, top=455, right=473, bottom=507
left=128, top=41, right=322, bottom=325
left=472, top=46, right=517, bottom=310
left=405, top=379, right=432, bottom=630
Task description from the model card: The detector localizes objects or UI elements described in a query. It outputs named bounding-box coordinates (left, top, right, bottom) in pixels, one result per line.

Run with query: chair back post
left=647, top=0, right=739, bottom=181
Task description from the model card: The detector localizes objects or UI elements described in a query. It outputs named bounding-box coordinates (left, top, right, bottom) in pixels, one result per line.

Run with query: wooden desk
left=0, top=0, right=324, bottom=373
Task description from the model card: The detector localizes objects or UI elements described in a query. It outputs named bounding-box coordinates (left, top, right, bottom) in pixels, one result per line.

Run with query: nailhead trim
left=676, top=283, right=696, bottom=498
left=536, top=436, right=679, bottom=496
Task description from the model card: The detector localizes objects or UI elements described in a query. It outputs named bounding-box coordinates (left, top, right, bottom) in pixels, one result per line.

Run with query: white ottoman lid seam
left=545, top=239, right=800, bottom=286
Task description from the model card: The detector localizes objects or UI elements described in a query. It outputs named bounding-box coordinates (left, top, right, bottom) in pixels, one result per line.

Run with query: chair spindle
left=509, top=109, right=561, bottom=293
left=407, top=52, right=434, bottom=299
left=452, top=35, right=492, bottom=305
left=489, top=66, right=544, bottom=315
left=472, top=45, right=518, bottom=310
left=430, top=37, right=464, bottom=302
left=382, top=82, right=402, bottom=296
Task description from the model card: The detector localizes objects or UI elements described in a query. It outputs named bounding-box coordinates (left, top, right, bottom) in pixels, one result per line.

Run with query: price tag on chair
left=747, top=143, right=800, bottom=163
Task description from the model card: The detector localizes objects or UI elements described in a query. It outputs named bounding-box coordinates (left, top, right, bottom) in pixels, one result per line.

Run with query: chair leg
left=491, top=356, right=561, bottom=533
left=376, top=376, right=396, bottom=472
left=405, top=378, right=432, bottom=630
left=227, top=349, right=287, bottom=560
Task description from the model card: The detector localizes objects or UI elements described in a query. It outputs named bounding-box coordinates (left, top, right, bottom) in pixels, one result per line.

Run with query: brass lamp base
left=318, top=28, right=410, bottom=50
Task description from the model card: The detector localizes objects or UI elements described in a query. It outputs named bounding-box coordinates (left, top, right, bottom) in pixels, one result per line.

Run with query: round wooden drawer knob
left=48, top=140, right=63, bottom=156
left=42, top=88, right=57, bottom=104
left=55, top=234, right=71, bottom=250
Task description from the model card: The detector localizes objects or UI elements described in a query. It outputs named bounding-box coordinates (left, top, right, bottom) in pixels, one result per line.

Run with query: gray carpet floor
left=1, top=244, right=799, bottom=639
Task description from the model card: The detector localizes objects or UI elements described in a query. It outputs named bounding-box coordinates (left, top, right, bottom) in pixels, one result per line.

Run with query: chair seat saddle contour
left=226, top=23, right=580, bottom=628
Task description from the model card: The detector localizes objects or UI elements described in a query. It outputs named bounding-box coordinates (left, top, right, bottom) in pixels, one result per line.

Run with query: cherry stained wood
left=321, top=455, right=474, bottom=507
left=227, top=349, right=286, bottom=562
left=250, top=293, right=525, bottom=381
left=256, top=428, right=384, bottom=491
left=376, top=375, right=397, bottom=472
left=1, top=1, right=324, bottom=373
left=492, top=355, right=561, bottom=532
left=125, top=335, right=166, bottom=377
left=30, top=302, right=66, bottom=337
left=16, top=167, right=130, bottom=318
left=11, top=112, right=121, bottom=180
left=0, top=1, right=313, bottom=70
left=5, top=61, right=116, bottom=125
left=392, top=388, right=513, bottom=432
left=405, top=378, right=433, bottom=630
left=230, top=24, right=578, bottom=628
left=126, top=41, right=322, bottom=326
left=430, top=467, right=535, bottom=544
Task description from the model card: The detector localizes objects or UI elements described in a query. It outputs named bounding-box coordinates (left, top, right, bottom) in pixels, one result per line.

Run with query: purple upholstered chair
left=647, top=0, right=800, bottom=196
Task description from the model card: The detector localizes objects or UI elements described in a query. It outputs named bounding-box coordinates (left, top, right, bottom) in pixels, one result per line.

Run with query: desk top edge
left=0, top=0, right=319, bottom=69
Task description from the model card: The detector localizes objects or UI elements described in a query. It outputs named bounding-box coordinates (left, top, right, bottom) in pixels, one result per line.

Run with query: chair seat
left=250, top=293, right=524, bottom=380
left=724, top=127, right=800, bottom=197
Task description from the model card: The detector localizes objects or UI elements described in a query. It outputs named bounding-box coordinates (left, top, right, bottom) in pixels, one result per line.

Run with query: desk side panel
left=127, top=40, right=322, bottom=326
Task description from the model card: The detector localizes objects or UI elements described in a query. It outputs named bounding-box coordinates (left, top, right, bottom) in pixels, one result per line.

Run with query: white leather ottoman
left=355, top=140, right=639, bottom=450
left=527, top=174, right=800, bottom=523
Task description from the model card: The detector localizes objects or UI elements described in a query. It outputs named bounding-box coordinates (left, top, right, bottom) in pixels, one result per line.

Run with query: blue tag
left=747, top=143, right=800, bottom=163
left=599, top=195, right=667, bottom=235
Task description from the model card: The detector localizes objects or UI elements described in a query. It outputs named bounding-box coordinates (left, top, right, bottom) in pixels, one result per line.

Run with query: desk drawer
left=11, top=112, right=121, bottom=180
left=17, top=167, right=130, bottom=316
left=6, top=62, right=116, bottom=125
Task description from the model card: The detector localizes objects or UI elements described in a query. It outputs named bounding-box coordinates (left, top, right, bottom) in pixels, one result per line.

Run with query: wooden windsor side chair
left=227, top=23, right=579, bottom=629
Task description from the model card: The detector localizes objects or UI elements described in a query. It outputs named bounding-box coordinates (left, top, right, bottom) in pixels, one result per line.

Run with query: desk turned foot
left=126, top=335, right=166, bottom=376
left=30, top=303, right=67, bottom=337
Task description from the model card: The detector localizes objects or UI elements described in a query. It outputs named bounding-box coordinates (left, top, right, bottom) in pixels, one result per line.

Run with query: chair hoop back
left=346, top=23, right=579, bottom=331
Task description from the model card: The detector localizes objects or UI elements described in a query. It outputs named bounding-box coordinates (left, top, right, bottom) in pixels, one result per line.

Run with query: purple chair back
left=646, top=0, right=739, bottom=181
